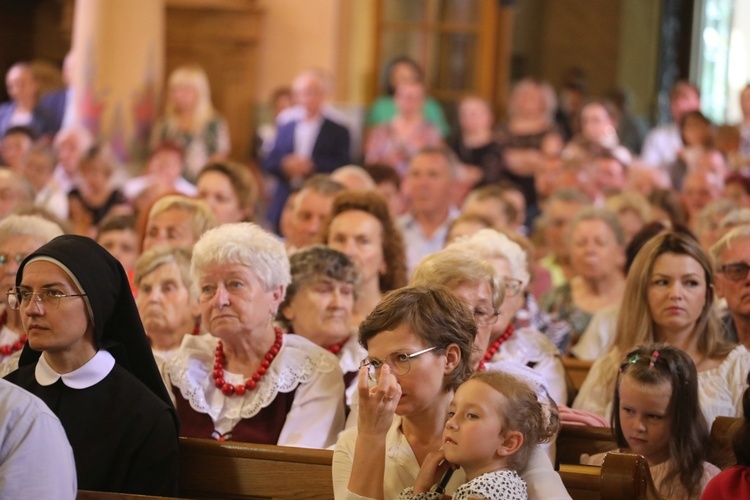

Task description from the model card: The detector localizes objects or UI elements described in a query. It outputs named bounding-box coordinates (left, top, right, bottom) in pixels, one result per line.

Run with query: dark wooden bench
left=709, top=416, right=740, bottom=470
left=559, top=452, right=661, bottom=500
left=556, top=423, right=616, bottom=468
left=178, top=437, right=334, bottom=499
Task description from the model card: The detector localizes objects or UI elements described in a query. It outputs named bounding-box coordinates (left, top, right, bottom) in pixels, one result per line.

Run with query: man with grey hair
left=263, top=69, right=351, bottom=233
left=712, top=225, right=750, bottom=349
left=398, top=146, right=460, bottom=274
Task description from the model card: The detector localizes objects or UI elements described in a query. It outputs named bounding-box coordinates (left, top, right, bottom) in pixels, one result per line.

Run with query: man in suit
left=263, top=69, right=350, bottom=232
left=0, top=63, right=55, bottom=139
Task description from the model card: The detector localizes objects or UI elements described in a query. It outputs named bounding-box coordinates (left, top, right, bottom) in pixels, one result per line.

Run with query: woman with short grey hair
left=162, top=223, right=345, bottom=447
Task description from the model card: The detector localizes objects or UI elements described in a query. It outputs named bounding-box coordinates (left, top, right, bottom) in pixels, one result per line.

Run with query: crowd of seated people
left=4, top=52, right=750, bottom=499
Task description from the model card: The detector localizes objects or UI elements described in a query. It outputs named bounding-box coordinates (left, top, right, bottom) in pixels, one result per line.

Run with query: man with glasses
left=711, top=225, right=750, bottom=349
left=0, top=215, right=63, bottom=371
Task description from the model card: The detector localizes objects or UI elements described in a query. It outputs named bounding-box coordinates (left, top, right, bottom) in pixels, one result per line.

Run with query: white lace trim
left=166, top=333, right=338, bottom=426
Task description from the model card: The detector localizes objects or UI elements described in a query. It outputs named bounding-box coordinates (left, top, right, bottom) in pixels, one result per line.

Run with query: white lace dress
left=163, top=332, right=345, bottom=449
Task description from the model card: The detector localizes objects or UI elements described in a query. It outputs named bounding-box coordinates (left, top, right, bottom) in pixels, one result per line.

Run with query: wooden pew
left=555, top=423, right=616, bottom=468
left=556, top=416, right=741, bottom=470
left=178, top=438, right=334, bottom=499
left=178, top=437, right=664, bottom=500
left=710, top=416, right=740, bottom=470
left=559, top=452, right=661, bottom=500
left=562, top=357, right=593, bottom=404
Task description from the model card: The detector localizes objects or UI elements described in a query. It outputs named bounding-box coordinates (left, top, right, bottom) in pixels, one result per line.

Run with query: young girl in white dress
left=397, top=371, right=560, bottom=500
left=582, top=343, right=719, bottom=499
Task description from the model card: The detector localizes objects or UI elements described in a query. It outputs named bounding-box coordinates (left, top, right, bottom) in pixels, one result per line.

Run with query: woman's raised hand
left=356, top=364, right=402, bottom=436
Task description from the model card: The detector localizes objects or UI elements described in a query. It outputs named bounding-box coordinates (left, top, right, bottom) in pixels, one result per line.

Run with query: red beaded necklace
left=326, top=338, right=348, bottom=355
left=477, top=324, right=514, bottom=372
left=213, top=327, right=283, bottom=396
left=0, top=310, right=26, bottom=356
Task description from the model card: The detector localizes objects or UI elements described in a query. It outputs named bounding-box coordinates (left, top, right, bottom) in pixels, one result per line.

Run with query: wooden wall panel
left=165, top=0, right=263, bottom=162
left=538, top=0, right=622, bottom=96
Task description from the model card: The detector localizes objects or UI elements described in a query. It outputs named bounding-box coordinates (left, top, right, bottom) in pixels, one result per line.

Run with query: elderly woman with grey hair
left=447, top=228, right=567, bottom=405
left=134, top=247, right=199, bottom=361
left=0, top=214, right=63, bottom=368
left=278, top=245, right=366, bottom=408
left=162, top=223, right=345, bottom=447
left=540, top=207, right=627, bottom=352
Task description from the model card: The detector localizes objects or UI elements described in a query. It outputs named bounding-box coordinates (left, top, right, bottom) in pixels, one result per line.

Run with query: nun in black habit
left=4, top=234, right=179, bottom=496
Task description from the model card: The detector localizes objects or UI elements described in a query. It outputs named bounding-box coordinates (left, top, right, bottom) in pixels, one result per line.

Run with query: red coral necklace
left=0, top=310, right=26, bottom=356
left=326, top=338, right=348, bottom=355
left=477, top=324, right=514, bottom=372
left=213, top=327, right=283, bottom=396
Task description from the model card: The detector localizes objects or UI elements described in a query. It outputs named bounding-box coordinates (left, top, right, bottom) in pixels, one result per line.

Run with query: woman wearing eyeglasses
left=573, top=231, right=750, bottom=427
left=332, top=285, right=569, bottom=500
left=3, top=235, right=179, bottom=495
left=161, top=223, right=345, bottom=447
left=448, top=229, right=567, bottom=406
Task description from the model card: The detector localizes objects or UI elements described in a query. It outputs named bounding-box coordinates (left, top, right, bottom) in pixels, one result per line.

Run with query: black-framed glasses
left=503, top=278, right=524, bottom=297
left=6, top=287, right=87, bottom=310
left=360, top=346, right=438, bottom=382
left=718, top=262, right=750, bottom=282
left=0, top=253, right=26, bottom=267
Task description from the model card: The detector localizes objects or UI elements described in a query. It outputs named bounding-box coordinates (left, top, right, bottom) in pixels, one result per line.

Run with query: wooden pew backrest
left=178, top=437, right=334, bottom=499
left=710, top=416, right=740, bottom=470
left=562, top=358, right=593, bottom=405
left=559, top=452, right=661, bottom=500
left=556, top=424, right=617, bottom=467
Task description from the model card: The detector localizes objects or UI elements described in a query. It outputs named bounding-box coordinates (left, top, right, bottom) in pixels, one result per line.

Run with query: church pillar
left=71, top=0, right=165, bottom=169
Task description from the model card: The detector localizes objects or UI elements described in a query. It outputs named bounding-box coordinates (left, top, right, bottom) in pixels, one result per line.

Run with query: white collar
left=35, top=350, right=115, bottom=388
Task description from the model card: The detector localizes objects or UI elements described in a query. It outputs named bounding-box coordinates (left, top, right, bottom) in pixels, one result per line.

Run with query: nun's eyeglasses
left=6, top=287, right=87, bottom=310
left=360, top=346, right=438, bottom=382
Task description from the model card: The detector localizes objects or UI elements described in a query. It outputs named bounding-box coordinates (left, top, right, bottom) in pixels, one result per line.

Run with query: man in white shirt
left=0, top=378, right=77, bottom=499
left=398, top=146, right=459, bottom=274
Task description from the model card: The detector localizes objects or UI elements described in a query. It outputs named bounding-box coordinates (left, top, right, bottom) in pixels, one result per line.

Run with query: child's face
left=443, top=379, right=511, bottom=480
left=618, top=373, right=672, bottom=466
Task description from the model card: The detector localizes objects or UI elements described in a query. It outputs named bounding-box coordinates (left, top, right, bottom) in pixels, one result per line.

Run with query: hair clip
left=628, top=354, right=640, bottom=364
left=649, top=350, right=660, bottom=368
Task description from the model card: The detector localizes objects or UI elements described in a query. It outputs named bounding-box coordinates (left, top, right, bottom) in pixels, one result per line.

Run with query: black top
left=448, top=137, right=507, bottom=186
left=5, top=363, right=179, bottom=495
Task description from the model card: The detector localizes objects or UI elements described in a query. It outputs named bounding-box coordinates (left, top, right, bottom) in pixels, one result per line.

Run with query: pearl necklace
left=212, top=327, right=283, bottom=396
left=477, top=324, right=514, bottom=372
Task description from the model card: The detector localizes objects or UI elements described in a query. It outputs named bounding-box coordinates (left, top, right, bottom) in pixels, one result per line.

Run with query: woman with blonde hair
left=150, top=65, right=230, bottom=182
left=573, top=231, right=750, bottom=426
